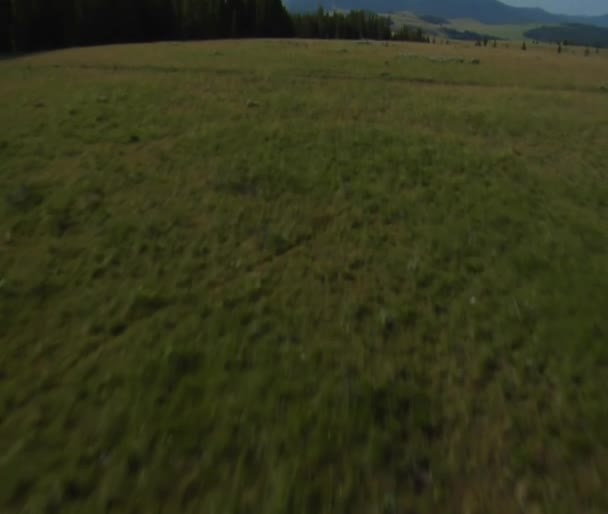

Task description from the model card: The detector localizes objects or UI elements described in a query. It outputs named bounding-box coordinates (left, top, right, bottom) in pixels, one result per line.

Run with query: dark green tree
left=5, top=0, right=295, bottom=52
left=393, top=25, right=410, bottom=41
left=0, top=0, right=11, bottom=51
left=292, top=9, right=391, bottom=42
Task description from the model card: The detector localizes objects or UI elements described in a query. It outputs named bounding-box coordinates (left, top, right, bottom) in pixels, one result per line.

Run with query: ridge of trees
left=0, top=2, right=429, bottom=53
left=524, top=23, right=608, bottom=49
left=291, top=9, right=428, bottom=42
left=1, top=0, right=293, bottom=52
left=291, top=9, right=391, bottom=40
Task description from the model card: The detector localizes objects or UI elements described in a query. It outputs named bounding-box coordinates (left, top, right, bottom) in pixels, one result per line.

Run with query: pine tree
left=230, top=9, right=238, bottom=37
left=1, top=1, right=425, bottom=51
left=522, top=41, right=527, bottom=51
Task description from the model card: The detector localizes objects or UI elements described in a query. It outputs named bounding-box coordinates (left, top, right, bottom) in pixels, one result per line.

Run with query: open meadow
left=1, top=39, right=608, bottom=514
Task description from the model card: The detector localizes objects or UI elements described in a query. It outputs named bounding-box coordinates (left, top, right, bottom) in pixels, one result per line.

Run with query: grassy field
left=1, top=40, right=608, bottom=514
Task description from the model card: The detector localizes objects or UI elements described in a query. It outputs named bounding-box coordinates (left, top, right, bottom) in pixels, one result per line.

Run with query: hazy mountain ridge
left=525, top=23, right=608, bottom=47
left=283, top=0, right=608, bottom=28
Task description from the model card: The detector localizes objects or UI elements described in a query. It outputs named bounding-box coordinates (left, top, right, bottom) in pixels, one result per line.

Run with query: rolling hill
left=283, top=0, right=608, bottom=28
left=387, top=11, right=535, bottom=40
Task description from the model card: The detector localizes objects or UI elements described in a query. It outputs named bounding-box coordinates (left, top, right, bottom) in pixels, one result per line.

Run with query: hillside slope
left=525, top=23, right=608, bottom=47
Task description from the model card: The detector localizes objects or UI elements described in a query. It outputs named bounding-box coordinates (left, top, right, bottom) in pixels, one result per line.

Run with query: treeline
left=0, top=0, right=11, bottom=51
left=291, top=9, right=391, bottom=40
left=442, top=28, right=497, bottom=42
left=1, top=0, right=293, bottom=52
left=291, top=9, right=429, bottom=42
left=1, top=2, right=431, bottom=53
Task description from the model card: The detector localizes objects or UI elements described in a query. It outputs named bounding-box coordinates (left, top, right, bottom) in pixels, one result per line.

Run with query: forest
left=292, top=9, right=429, bottom=42
left=1, top=0, right=292, bottom=52
left=291, top=10, right=392, bottom=40
left=0, top=1, right=429, bottom=53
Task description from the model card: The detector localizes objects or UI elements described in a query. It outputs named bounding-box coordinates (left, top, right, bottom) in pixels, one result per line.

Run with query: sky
left=502, top=0, right=607, bottom=16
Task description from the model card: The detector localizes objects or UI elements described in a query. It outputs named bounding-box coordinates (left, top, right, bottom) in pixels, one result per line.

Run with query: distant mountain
left=525, top=23, right=608, bottom=47
left=588, top=14, right=608, bottom=26
left=283, top=0, right=608, bottom=28
left=503, top=1, right=606, bottom=17
left=565, top=14, right=608, bottom=28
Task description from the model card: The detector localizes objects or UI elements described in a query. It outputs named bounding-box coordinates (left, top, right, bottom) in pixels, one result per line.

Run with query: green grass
left=1, top=40, right=608, bottom=514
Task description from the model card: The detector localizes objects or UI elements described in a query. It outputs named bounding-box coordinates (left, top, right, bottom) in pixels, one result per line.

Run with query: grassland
left=1, top=40, right=608, bottom=514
